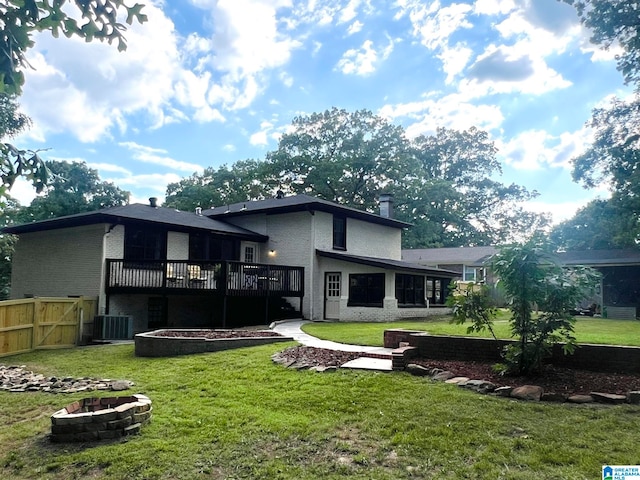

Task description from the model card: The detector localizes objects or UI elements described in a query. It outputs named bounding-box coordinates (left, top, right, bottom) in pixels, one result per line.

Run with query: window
left=426, top=278, right=449, bottom=305
left=395, top=274, right=426, bottom=306
left=333, top=215, right=347, bottom=250
left=348, top=273, right=384, bottom=307
left=463, top=266, right=476, bottom=282
left=189, top=233, right=238, bottom=261
left=244, top=245, right=256, bottom=263
left=124, top=227, right=166, bottom=263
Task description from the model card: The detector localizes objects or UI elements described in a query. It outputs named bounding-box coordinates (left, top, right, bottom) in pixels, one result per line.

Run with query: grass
left=1, top=343, right=639, bottom=479
left=301, top=311, right=640, bottom=347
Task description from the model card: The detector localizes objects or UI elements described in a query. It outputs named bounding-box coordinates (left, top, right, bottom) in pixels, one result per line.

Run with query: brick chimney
left=379, top=193, right=394, bottom=218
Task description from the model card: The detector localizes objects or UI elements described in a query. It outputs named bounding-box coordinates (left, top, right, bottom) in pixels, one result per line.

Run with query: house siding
left=10, top=224, right=106, bottom=299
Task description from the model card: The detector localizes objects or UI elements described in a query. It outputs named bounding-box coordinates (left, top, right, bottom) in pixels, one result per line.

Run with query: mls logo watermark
left=603, top=465, right=640, bottom=480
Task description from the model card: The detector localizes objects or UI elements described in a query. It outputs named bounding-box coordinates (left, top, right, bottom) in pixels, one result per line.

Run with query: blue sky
left=12, top=0, right=632, bottom=224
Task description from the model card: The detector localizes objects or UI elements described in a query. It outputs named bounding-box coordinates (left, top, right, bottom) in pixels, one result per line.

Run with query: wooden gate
left=0, top=297, right=97, bottom=357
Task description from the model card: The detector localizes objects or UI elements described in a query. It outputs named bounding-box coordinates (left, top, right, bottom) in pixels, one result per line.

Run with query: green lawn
left=302, top=312, right=640, bottom=347
left=1, top=343, right=639, bottom=479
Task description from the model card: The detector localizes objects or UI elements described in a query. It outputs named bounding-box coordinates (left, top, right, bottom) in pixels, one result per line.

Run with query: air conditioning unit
left=93, top=315, right=133, bottom=340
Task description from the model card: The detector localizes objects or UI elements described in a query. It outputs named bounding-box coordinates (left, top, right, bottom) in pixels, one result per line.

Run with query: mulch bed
left=275, top=346, right=640, bottom=396
left=154, top=330, right=283, bottom=339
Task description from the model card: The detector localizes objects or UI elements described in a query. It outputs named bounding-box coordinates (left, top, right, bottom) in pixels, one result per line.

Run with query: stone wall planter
left=135, top=329, right=293, bottom=357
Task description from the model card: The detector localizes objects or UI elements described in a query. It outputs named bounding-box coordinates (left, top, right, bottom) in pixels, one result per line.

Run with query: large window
left=348, top=273, right=384, bottom=307
left=189, top=233, right=239, bottom=261
left=124, top=227, right=166, bottom=262
left=395, top=274, right=426, bottom=307
left=333, top=215, right=347, bottom=250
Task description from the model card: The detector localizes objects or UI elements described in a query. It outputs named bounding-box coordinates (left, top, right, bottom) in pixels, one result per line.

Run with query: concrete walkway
left=270, top=319, right=394, bottom=371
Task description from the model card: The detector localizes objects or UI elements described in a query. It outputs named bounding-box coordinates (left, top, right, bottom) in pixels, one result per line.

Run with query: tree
left=264, top=107, right=411, bottom=211
left=1, top=0, right=148, bottom=95
left=491, top=240, right=600, bottom=375
left=564, top=0, right=640, bottom=88
left=164, top=160, right=273, bottom=211
left=0, top=0, right=147, bottom=202
left=0, top=93, right=50, bottom=202
left=448, top=239, right=600, bottom=375
left=565, top=96, right=640, bottom=246
left=400, top=127, right=547, bottom=247
left=167, top=109, right=547, bottom=247
left=17, top=160, right=129, bottom=222
left=550, top=199, right=637, bottom=250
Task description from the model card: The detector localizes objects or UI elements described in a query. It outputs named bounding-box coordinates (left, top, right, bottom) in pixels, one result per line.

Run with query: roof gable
left=3, top=203, right=267, bottom=241
left=203, top=194, right=410, bottom=229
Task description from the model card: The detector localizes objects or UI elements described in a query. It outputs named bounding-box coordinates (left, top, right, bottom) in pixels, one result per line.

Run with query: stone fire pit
left=50, top=394, right=152, bottom=442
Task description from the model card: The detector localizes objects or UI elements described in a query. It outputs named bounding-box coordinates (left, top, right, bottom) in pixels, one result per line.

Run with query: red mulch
left=275, top=346, right=640, bottom=396
left=154, top=329, right=282, bottom=339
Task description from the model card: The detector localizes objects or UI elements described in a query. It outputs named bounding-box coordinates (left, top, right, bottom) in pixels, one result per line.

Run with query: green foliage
left=565, top=0, right=640, bottom=88
left=491, top=240, right=601, bottom=375
left=164, top=160, right=273, bottom=211
left=550, top=199, right=638, bottom=250
left=0, top=93, right=50, bottom=202
left=16, top=160, right=129, bottom=222
left=446, top=282, right=498, bottom=340
left=167, top=108, right=548, bottom=247
left=1, top=0, right=148, bottom=95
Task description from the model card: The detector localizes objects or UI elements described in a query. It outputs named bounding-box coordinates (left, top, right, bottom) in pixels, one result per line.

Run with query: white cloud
left=438, top=43, right=473, bottom=84
left=119, top=142, right=204, bottom=173
left=380, top=93, right=504, bottom=137
left=473, top=0, right=515, bottom=16
left=462, top=44, right=572, bottom=96
left=400, top=1, right=473, bottom=51
left=347, top=20, right=364, bottom=35
left=21, top=2, right=182, bottom=143
left=336, top=38, right=394, bottom=76
left=497, top=127, right=592, bottom=171
left=86, top=163, right=132, bottom=176
left=523, top=197, right=604, bottom=225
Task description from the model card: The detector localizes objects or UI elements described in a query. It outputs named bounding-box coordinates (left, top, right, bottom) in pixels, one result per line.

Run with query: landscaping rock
left=510, top=385, right=544, bottom=401
left=0, top=365, right=134, bottom=394
left=459, top=379, right=496, bottom=394
left=493, top=386, right=513, bottom=397
left=111, top=380, right=134, bottom=391
left=432, top=371, right=455, bottom=381
left=590, top=392, right=627, bottom=405
left=405, top=364, right=431, bottom=377
left=445, top=377, right=469, bottom=384
left=567, top=394, right=594, bottom=404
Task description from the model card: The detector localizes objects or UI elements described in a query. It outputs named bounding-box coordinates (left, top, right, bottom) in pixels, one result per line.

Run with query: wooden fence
left=0, top=297, right=97, bottom=357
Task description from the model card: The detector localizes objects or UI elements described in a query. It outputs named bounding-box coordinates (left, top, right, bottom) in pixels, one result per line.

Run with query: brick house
left=4, top=194, right=456, bottom=331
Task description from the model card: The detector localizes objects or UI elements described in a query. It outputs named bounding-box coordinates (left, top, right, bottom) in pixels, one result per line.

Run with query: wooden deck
left=105, top=260, right=304, bottom=297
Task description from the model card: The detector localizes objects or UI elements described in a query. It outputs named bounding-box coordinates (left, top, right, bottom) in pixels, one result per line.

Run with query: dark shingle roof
left=317, top=249, right=458, bottom=276
left=3, top=203, right=267, bottom=241
left=557, top=249, right=640, bottom=266
left=203, top=194, right=410, bottom=229
left=402, top=246, right=498, bottom=266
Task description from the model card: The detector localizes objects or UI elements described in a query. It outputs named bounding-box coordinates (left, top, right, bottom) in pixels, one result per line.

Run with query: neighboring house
left=402, top=246, right=498, bottom=285
left=4, top=194, right=457, bottom=331
left=402, top=246, right=640, bottom=319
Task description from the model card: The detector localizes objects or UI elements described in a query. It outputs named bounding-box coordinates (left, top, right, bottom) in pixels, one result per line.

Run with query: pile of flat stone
left=0, top=365, right=134, bottom=394
left=405, top=363, right=640, bottom=405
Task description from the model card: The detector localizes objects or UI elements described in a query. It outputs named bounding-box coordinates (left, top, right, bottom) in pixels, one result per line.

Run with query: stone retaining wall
left=50, top=394, right=152, bottom=442
left=384, top=329, right=640, bottom=374
left=135, top=330, right=293, bottom=357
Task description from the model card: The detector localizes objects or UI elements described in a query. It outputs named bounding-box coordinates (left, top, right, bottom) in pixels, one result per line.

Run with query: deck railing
left=105, top=260, right=304, bottom=297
